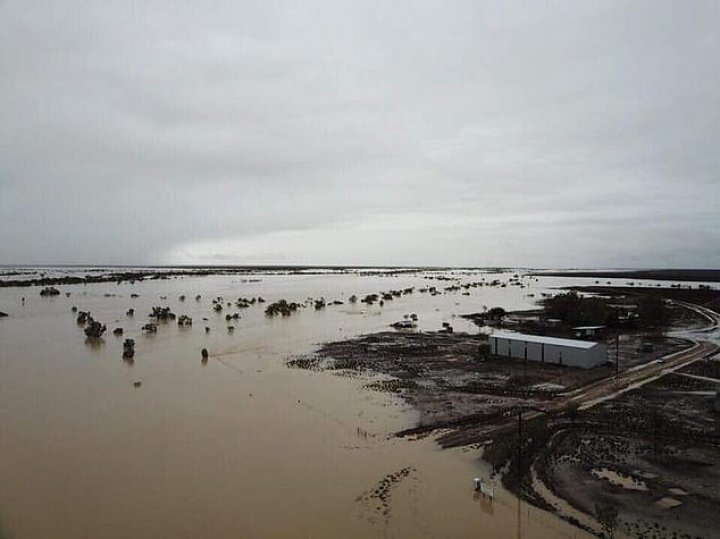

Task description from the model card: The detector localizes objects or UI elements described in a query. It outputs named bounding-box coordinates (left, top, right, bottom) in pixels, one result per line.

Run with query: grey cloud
left=1, top=1, right=718, bottom=266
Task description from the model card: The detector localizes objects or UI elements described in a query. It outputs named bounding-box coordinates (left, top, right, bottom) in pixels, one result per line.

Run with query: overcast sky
left=1, top=1, right=718, bottom=268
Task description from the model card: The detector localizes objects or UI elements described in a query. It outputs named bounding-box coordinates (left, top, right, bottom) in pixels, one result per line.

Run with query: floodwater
left=0, top=269, right=713, bottom=539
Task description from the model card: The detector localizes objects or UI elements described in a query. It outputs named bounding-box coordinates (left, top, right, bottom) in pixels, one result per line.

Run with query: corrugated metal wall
left=490, top=337, right=607, bottom=369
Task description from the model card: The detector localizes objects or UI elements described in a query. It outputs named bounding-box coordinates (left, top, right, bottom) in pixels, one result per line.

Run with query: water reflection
left=84, top=337, right=105, bottom=348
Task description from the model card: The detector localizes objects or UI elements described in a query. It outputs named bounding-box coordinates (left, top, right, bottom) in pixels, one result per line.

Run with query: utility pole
left=518, top=407, right=523, bottom=494
left=615, top=332, right=620, bottom=377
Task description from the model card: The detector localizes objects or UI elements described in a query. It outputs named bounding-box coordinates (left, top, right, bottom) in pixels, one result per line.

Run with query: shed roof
left=490, top=331, right=600, bottom=349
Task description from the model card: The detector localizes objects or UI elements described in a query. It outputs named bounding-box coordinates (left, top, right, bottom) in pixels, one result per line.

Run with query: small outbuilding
left=573, top=325, right=606, bottom=339
left=489, top=331, right=608, bottom=369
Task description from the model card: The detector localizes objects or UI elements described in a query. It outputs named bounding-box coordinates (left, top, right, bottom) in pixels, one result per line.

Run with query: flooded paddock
left=3, top=269, right=711, bottom=538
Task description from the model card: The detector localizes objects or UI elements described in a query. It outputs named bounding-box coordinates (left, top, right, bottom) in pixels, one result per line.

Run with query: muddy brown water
left=3, top=269, right=710, bottom=538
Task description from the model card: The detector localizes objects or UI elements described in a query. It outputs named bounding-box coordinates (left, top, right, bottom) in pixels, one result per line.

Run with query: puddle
left=633, top=470, right=658, bottom=479
left=592, top=468, right=648, bottom=491
left=655, top=497, right=682, bottom=509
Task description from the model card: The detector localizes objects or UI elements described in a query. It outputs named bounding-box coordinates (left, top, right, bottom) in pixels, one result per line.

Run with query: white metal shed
left=489, top=331, right=607, bottom=369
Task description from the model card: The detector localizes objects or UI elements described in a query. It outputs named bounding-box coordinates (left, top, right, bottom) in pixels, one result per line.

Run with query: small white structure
left=489, top=331, right=607, bottom=369
left=474, top=478, right=494, bottom=499
left=573, top=325, right=605, bottom=338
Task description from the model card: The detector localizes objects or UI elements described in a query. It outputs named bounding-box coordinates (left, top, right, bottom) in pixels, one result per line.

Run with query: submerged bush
left=265, top=299, right=302, bottom=316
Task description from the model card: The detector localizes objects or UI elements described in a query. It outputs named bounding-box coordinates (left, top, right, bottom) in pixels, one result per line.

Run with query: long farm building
left=489, top=331, right=608, bottom=369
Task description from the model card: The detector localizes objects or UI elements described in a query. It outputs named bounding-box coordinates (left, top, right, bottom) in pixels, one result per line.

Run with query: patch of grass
left=330, top=357, right=361, bottom=370
left=286, top=355, right=323, bottom=370
left=364, top=379, right=418, bottom=393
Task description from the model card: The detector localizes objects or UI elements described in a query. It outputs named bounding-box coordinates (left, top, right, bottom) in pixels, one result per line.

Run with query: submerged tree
left=84, top=320, right=107, bottom=339
left=265, top=299, right=302, bottom=316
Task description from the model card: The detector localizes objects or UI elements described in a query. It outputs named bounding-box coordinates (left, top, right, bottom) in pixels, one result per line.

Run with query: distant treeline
left=540, top=291, right=671, bottom=327
left=0, top=271, right=210, bottom=288
left=533, top=269, right=720, bottom=283
left=568, top=286, right=720, bottom=313
left=0, top=266, right=447, bottom=288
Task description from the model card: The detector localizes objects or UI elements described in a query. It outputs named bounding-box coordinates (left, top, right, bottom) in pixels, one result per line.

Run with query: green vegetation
left=636, top=294, right=669, bottom=327
left=542, top=292, right=611, bottom=326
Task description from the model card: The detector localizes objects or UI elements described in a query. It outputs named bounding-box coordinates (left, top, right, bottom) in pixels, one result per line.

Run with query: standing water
left=3, top=268, right=687, bottom=538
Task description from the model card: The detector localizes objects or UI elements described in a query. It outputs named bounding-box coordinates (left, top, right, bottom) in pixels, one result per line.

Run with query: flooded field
left=0, top=269, right=715, bottom=538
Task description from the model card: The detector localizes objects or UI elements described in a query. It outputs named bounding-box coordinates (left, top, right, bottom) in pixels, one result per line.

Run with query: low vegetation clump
left=487, top=306, right=506, bottom=320
left=84, top=319, right=107, bottom=339
left=149, top=306, right=175, bottom=320
left=329, top=357, right=361, bottom=370
left=286, top=355, right=322, bottom=369
left=40, top=286, right=61, bottom=296
left=123, top=339, right=135, bottom=359
left=265, top=299, right=302, bottom=316
left=364, top=379, right=418, bottom=393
